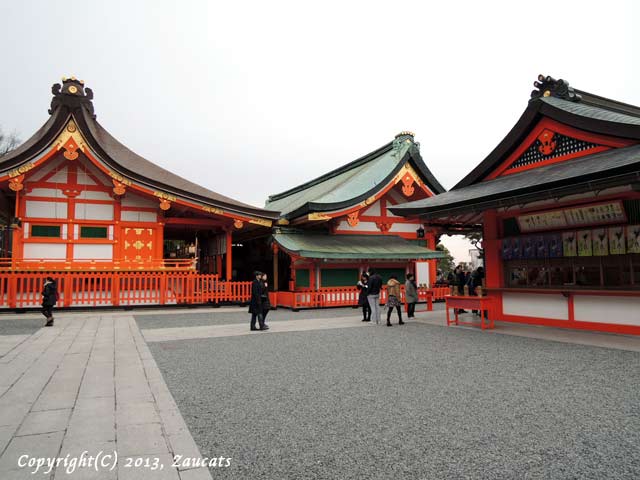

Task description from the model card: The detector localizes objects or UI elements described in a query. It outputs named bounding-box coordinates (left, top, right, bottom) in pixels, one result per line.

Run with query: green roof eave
left=273, top=233, right=445, bottom=260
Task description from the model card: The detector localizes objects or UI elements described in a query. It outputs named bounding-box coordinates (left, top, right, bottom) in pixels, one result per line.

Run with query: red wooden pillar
left=425, top=229, right=438, bottom=287
left=310, top=262, right=317, bottom=290
left=225, top=228, right=233, bottom=281
left=482, top=210, right=501, bottom=288
left=272, top=243, right=279, bottom=292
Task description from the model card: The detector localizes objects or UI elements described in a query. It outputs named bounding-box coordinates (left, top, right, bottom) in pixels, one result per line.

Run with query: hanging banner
left=592, top=228, right=608, bottom=256
left=535, top=235, right=547, bottom=258
left=547, top=233, right=562, bottom=258
left=577, top=230, right=593, bottom=256
left=628, top=225, right=640, bottom=254
left=562, top=232, right=577, bottom=257
left=522, top=236, right=536, bottom=259
left=501, top=238, right=513, bottom=260
left=608, top=226, right=626, bottom=255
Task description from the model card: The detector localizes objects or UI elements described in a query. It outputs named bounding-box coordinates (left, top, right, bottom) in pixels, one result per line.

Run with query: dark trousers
left=361, top=302, right=371, bottom=320
left=42, top=304, right=53, bottom=320
left=387, top=305, right=402, bottom=322
left=262, top=308, right=270, bottom=324
left=250, top=312, right=265, bottom=330
left=407, top=302, right=416, bottom=317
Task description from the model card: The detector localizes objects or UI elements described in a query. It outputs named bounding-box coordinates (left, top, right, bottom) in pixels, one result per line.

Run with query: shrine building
left=264, top=132, right=445, bottom=293
left=391, top=75, right=640, bottom=335
left=0, top=78, right=279, bottom=307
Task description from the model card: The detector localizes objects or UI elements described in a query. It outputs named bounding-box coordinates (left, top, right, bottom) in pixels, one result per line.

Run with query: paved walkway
left=0, top=307, right=638, bottom=479
left=0, top=315, right=212, bottom=479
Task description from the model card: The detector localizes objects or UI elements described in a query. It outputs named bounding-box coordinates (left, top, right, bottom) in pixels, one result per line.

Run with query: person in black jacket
left=249, top=271, right=267, bottom=331
left=260, top=273, right=271, bottom=327
left=356, top=273, right=370, bottom=322
left=366, top=268, right=383, bottom=324
left=41, top=277, right=57, bottom=327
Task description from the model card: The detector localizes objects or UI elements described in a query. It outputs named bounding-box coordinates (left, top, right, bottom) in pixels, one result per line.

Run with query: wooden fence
left=0, top=272, right=251, bottom=309
left=0, top=271, right=448, bottom=310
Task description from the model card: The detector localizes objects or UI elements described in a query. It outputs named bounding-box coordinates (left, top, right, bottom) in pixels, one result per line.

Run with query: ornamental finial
left=49, top=76, right=95, bottom=118
left=531, top=74, right=581, bottom=102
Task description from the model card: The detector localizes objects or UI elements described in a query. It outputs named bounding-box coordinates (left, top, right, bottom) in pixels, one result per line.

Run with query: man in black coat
left=41, top=277, right=57, bottom=327
left=249, top=271, right=268, bottom=331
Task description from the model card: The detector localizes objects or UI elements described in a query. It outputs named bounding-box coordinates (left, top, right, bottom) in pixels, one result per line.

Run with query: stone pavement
left=0, top=315, right=212, bottom=479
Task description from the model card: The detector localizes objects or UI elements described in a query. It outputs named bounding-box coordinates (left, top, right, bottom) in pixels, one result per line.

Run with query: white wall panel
left=28, top=158, right=64, bottom=181
left=363, top=201, right=381, bottom=216
left=74, top=203, right=114, bottom=220
left=574, top=296, right=640, bottom=326
left=26, top=200, right=68, bottom=219
left=503, top=292, right=569, bottom=320
left=390, top=223, right=422, bottom=233
left=23, top=243, right=66, bottom=260
left=77, top=190, right=112, bottom=200
left=25, top=188, right=59, bottom=198
left=73, top=244, right=113, bottom=260
left=416, top=261, right=430, bottom=287
left=48, top=168, right=68, bottom=183
left=336, top=221, right=378, bottom=232
left=121, top=211, right=157, bottom=222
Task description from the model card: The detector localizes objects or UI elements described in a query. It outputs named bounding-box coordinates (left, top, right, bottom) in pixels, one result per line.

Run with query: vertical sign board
left=415, top=261, right=430, bottom=287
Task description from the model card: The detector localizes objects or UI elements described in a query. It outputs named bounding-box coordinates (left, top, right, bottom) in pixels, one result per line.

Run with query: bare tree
left=0, top=127, right=20, bottom=157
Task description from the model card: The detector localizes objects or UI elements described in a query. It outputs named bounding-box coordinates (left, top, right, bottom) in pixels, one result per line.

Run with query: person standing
left=385, top=275, right=404, bottom=326
left=405, top=273, right=418, bottom=318
left=455, top=266, right=468, bottom=313
left=41, top=277, right=57, bottom=327
left=260, top=273, right=271, bottom=328
left=366, top=268, right=383, bottom=324
left=249, top=271, right=267, bottom=331
left=356, top=273, right=371, bottom=322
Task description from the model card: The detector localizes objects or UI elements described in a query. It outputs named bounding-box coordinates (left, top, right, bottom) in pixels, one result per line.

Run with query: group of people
left=248, top=271, right=272, bottom=331
left=356, top=269, right=418, bottom=327
left=447, top=265, right=485, bottom=314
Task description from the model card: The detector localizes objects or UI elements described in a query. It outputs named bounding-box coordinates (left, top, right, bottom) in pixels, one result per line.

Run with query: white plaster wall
left=574, top=296, right=640, bottom=326
left=121, top=211, right=157, bottom=222
left=121, top=193, right=156, bottom=208
left=77, top=190, right=112, bottom=201
left=390, top=222, right=422, bottom=233
left=26, top=188, right=59, bottom=198
left=48, top=168, right=68, bottom=183
left=26, top=200, right=68, bottom=219
left=75, top=203, right=114, bottom=220
left=28, top=158, right=65, bottom=181
left=363, top=201, right=381, bottom=216
left=23, top=243, right=66, bottom=260
left=336, top=221, right=378, bottom=232
left=73, top=244, right=113, bottom=260
left=416, top=261, right=430, bottom=287
left=503, top=292, right=569, bottom=320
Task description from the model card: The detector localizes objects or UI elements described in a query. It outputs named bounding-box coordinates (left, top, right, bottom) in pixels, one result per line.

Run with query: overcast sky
left=1, top=0, right=638, bottom=263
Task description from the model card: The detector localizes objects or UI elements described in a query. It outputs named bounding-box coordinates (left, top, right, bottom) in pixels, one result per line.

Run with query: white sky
left=1, top=0, right=639, bottom=263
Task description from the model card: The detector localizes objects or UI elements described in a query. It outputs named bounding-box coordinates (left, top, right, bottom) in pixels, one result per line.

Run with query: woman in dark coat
left=249, top=271, right=267, bottom=331
left=41, top=277, right=57, bottom=327
left=260, top=273, right=271, bottom=327
left=356, top=273, right=370, bottom=322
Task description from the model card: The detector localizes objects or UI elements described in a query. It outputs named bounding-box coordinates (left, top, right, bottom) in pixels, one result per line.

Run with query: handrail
left=0, top=258, right=197, bottom=271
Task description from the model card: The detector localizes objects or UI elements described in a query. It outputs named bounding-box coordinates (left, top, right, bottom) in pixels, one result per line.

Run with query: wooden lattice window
left=31, top=225, right=61, bottom=238
left=80, top=226, right=108, bottom=239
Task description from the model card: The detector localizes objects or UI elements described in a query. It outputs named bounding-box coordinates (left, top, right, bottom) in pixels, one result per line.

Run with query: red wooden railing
left=0, top=272, right=252, bottom=308
left=0, top=258, right=196, bottom=271
left=272, top=286, right=449, bottom=310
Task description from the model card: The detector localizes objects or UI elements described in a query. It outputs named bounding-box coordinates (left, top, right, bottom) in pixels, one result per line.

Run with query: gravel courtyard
left=145, top=318, right=640, bottom=479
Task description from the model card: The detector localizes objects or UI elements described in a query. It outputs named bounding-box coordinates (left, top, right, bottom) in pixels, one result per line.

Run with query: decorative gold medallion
left=68, top=85, right=78, bottom=94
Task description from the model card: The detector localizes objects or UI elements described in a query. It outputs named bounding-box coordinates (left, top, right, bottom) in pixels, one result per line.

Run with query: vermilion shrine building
left=0, top=78, right=444, bottom=308
left=264, top=132, right=445, bottom=293
left=392, top=75, right=640, bottom=335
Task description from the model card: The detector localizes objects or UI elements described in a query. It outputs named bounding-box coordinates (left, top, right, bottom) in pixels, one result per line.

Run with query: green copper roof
left=265, top=134, right=445, bottom=219
left=273, top=233, right=445, bottom=260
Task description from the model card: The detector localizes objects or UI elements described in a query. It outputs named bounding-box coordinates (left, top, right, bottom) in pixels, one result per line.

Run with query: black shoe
left=399, top=321, right=405, bottom=325
left=362, top=319, right=370, bottom=322
left=250, top=327, right=259, bottom=331
left=387, top=322, right=392, bottom=327
left=260, top=326, right=270, bottom=331
left=45, top=319, right=54, bottom=327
